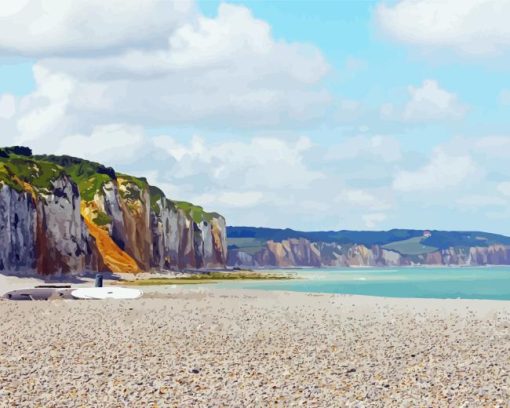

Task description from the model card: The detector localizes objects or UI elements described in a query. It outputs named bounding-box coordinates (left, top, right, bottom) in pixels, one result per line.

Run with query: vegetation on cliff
left=174, top=201, right=215, bottom=224
left=30, top=151, right=220, bottom=223
left=149, top=184, right=220, bottom=224
left=34, top=154, right=116, bottom=201
left=0, top=146, right=227, bottom=274
left=0, top=148, right=66, bottom=194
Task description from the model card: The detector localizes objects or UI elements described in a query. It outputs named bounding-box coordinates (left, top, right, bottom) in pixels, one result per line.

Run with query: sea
left=215, top=267, right=510, bottom=301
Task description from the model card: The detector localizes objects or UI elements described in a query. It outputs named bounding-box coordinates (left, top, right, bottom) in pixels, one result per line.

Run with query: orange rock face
left=83, top=215, right=140, bottom=273
left=117, top=178, right=152, bottom=270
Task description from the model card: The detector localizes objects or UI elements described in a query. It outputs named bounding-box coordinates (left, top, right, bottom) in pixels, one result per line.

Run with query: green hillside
left=228, top=237, right=267, bottom=255
left=382, top=236, right=438, bottom=256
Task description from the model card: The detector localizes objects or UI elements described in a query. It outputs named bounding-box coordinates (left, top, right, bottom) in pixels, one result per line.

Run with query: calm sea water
left=216, top=267, right=510, bottom=300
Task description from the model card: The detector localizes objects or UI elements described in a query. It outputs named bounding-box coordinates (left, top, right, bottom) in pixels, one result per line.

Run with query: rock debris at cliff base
left=1, top=289, right=510, bottom=407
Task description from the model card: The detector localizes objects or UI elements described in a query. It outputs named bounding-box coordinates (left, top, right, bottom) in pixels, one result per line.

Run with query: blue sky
left=0, top=0, right=509, bottom=234
left=0, top=58, right=34, bottom=94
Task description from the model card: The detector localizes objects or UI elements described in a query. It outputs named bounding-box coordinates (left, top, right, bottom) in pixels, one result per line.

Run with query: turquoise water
left=216, top=267, right=510, bottom=300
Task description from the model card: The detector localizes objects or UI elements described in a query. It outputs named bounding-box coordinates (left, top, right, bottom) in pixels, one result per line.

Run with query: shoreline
left=3, top=272, right=510, bottom=302
left=140, top=286, right=510, bottom=307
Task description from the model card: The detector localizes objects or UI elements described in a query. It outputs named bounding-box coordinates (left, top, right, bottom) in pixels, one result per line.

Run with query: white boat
left=71, top=287, right=143, bottom=300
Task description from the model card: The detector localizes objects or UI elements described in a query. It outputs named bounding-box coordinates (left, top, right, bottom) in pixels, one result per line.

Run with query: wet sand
left=1, top=287, right=510, bottom=407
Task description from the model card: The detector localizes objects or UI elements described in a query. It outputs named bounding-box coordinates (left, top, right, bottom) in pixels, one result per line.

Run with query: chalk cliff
left=0, top=146, right=227, bottom=276
left=228, top=239, right=510, bottom=268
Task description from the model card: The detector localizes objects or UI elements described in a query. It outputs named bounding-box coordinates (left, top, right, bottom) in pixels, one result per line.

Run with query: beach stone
left=1, top=289, right=510, bottom=406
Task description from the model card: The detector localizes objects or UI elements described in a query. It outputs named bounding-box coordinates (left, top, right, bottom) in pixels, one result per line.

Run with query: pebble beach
left=1, top=287, right=510, bottom=407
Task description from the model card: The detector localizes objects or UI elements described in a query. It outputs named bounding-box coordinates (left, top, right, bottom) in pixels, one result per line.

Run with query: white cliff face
left=35, top=176, right=90, bottom=275
left=99, top=181, right=127, bottom=250
left=0, top=152, right=228, bottom=276
left=151, top=198, right=227, bottom=271
left=198, top=216, right=228, bottom=269
left=0, top=186, right=37, bottom=274
left=117, top=181, right=152, bottom=270
left=210, top=216, right=227, bottom=268
left=380, top=249, right=402, bottom=266
left=0, top=177, right=90, bottom=276
left=151, top=199, right=181, bottom=270
left=228, top=250, right=254, bottom=267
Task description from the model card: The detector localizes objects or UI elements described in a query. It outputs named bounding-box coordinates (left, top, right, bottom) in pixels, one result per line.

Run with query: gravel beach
left=1, top=287, right=510, bottom=407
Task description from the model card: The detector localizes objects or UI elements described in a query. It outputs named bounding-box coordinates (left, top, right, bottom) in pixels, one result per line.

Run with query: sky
left=0, top=0, right=510, bottom=234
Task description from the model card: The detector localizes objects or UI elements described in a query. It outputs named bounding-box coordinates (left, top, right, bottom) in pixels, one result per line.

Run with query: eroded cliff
left=0, top=147, right=227, bottom=275
left=228, top=238, right=510, bottom=268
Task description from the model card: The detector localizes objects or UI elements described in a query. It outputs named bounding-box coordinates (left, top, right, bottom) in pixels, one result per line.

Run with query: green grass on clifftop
left=117, top=174, right=148, bottom=201
left=149, top=185, right=166, bottom=214
left=0, top=153, right=65, bottom=193
left=36, top=155, right=116, bottom=201
left=0, top=146, right=225, bottom=222
left=174, top=201, right=217, bottom=224
left=149, top=187, right=221, bottom=224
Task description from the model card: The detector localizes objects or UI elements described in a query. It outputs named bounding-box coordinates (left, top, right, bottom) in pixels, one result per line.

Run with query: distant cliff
left=0, top=146, right=226, bottom=276
left=227, top=227, right=510, bottom=268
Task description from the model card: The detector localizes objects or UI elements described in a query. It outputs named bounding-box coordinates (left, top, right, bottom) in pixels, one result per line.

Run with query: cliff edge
left=0, top=146, right=226, bottom=276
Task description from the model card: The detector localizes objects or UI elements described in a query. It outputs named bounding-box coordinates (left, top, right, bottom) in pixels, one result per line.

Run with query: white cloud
left=497, top=182, right=510, bottom=197
left=153, top=135, right=323, bottom=189
left=334, top=99, right=365, bottom=123
left=0, top=0, right=195, bottom=56
left=335, top=189, right=392, bottom=211
left=0, top=94, right=15, bottom=119
left=41, top=4, right=328, bottom=81
left=0, top=0, right=337, bottom=230
left=11, top=4, right=331, bottom=130
left=3, top=1, right=509, bottom=233
left=456, top=194, right=507, bottom=209
left=393, top=150, right=478, bottom=192
left=376, top=0, right=510, bottom=56
left=168, top=4, right=270, bottom=69
left=474, top=136, right=510, bottom=158
left=194, top=191, right=265, bottom=209
left=326, top=135, right=402, bottom=162
left=135, top=135, right=352, bottom=229
left=362, top=213, right=387, bottom=228
left=403, top=80, right=467, bottom=121
left=344, top=56, right=366, bottom=73
left=122, top=133, right=412, bottom=230
left=165, top=4, right=328, bottom=84
left=56, top=124, right=146, bottom=164
left=15, top=65, right=75, bottom=147
left=381, top=80, right=467, bottom=122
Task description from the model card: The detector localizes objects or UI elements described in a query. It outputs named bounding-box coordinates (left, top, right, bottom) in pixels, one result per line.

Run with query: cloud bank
left=376, top=0, right=510, bottom=56
left=0, top=1, right=508, bottom=232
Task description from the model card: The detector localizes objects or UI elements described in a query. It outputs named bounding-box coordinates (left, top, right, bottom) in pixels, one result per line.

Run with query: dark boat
left=3, top=288, right=74, bottom=301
